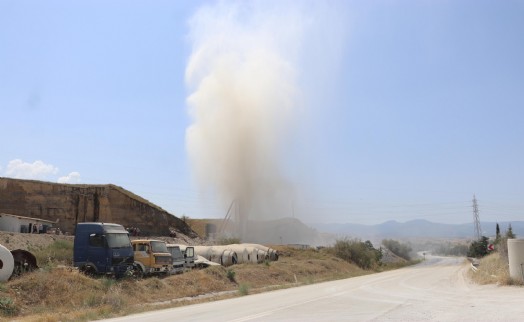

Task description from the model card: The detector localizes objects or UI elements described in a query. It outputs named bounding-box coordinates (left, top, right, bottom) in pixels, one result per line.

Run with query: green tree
left=467, top=236, right=489, bottom=258
left=365, top=240, right=383, bottom=262
left=495, top=223, right=501, bottom=245
left=506, top=224, right=516, bottom=239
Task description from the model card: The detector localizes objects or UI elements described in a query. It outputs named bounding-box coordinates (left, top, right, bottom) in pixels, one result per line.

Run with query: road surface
left=103, top=256, right=524, bottom=321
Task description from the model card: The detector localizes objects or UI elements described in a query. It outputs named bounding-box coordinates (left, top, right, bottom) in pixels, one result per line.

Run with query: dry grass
left=467, top=252, right=523, bottom=286
left=1, top=245, right=379, bottom=321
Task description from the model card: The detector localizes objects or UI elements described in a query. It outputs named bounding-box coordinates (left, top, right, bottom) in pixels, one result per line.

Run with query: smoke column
left=185, top=1, right=346, bottom=240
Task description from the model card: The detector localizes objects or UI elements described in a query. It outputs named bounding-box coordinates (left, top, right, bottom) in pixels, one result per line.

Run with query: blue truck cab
left=73, top=222, right=134, bottom=277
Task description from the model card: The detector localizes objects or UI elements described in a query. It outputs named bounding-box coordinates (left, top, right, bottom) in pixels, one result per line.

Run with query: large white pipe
left=244, top=246, right=262, bottom=263
left=194, top=244, right=277, bottom=265
left=256, top=249, right=268, bottom=263
left=228, top=244, right=266, bottom=263
left=220, top=250, right=238, bottom=266
left=243, top=243, right=279, bottom=261
left=508, top=239, right=524, bottom=281
left=0, top=244, right=14, bottom=282
left=194, top=246, right=237, bottom=266
left=223, top=245, right=250, bottom=264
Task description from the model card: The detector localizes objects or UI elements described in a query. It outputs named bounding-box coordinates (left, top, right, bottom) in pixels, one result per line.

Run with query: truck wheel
left=132, top=265, right=144, bottom=279
left=80, top=265, right=96, bottom=277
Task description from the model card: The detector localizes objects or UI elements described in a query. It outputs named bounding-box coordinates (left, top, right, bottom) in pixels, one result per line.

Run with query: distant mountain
left=312, top=220, right=524, bottom=240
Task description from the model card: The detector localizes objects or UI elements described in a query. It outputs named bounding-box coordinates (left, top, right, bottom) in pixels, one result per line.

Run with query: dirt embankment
left=0, top=235, right=376, bottom=321
left=0, top=231, right=73, bottom=251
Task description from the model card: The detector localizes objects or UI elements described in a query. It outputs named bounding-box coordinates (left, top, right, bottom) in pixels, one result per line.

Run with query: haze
left=1, top=1, right=523, bottom=227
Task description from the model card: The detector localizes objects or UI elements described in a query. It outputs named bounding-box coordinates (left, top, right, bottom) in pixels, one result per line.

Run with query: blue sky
left=1, top=0, right=523, bottom=225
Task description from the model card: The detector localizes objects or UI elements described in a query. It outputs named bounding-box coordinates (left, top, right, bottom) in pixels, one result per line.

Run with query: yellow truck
left=131, top=239, right=172, bottom=276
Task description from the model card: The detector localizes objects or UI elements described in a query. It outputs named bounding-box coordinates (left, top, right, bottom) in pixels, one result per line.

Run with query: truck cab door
left=88, top=234, right=108, bottom=272
left=133, top=243, right=151, bottom=266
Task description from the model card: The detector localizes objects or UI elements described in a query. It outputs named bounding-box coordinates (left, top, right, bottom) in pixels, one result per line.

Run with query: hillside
left=0, top=177, right=197, bottom=237
left=313, top=219, right=524, bottom=239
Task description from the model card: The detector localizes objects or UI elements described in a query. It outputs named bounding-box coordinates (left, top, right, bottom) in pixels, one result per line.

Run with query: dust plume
left=185, top=1, right=346, bottom=241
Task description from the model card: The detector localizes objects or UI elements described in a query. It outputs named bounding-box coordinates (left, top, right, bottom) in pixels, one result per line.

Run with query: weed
left=468, top=252, right=511, bottom=285
left=32, top=239, right=74, bottom=267
left=103, top=287, right=126, bottom=310
left=0, top=297, right=19, bottom=316
left=304, top=277, right=314, bottom=284
left=85, top=294, right=102, bottom=307
left=144, top=277, right=166, bottom=290
left=226, top=269, right=236, bottom=282
left=101, top=277, right=117, bottom=290
left=238, top=283, right=249, bottom=295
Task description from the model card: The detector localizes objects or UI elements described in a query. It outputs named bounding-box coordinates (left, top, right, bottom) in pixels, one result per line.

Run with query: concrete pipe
left=220, top=250, right=238, bottom=266
left=194, top=246, right=238, bottom=266
left=268, top=249, right=279, bottom=261
left=194, top=246, right=214, bottom=261
left=243, top=246, right=262, bottom=263
left=0, top=244, right=14, bottom=282
left=257, top=249, right=268, bottom=263
left=225, top=245, right=250, bottom=264
left=209, top=246, right=239, bottom=266
left=508, top=239, right=524, bottom=281
left=243, top=243, right=279, bottom=261
left=11, top=249, right=39, bottom=276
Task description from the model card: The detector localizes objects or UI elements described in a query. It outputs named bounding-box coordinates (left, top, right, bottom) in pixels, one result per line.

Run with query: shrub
left=330, top=239, right=382, bottom=270
left=467, top=236, right=489, bottom=258
left=382, top=239, right=412, bottom=261
left=226, top=269, right=236, bottom=282
left=0, top=297, right=18, bottom=317
left=238, top=283, right=249, bottom=296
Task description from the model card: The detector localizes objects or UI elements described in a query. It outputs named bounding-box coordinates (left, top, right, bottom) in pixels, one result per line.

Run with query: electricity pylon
left=472, top=194, right=482, bottom=240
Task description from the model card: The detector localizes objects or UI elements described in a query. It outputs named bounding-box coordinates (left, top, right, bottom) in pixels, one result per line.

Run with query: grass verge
left=467, top=252, right=523, bottom=286
left=3, top=245, right=414, bottom=321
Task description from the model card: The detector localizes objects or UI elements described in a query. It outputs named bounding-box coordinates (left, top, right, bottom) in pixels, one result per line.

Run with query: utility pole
left=472, top=194, right=482, bottom=240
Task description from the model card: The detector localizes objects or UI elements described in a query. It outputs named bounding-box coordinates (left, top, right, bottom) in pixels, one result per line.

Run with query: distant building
left=0, top=213, right=55, bottom=234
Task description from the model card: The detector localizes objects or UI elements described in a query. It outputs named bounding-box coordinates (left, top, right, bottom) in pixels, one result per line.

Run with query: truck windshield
left=168, top=247, right=183, bottom=258
left=151, top=241, right=168, bottom=253
left=106, top=233, right=131, bottom=248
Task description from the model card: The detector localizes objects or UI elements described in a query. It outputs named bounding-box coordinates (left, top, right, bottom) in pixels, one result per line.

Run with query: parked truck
left=166, top=244, right=186, bottom=274
left=177, top=244, right=196, bottom=270
left=131, top=239, right=172, bottom=276
left=73, top=222, right=134, bottom=277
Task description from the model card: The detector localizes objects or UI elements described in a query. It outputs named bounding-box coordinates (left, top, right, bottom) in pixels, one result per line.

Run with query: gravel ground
left=0, top=231, right=73, bottom=251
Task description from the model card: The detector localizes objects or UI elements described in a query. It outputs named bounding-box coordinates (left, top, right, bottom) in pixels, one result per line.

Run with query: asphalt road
left=102, top=256, right=524, bottom=321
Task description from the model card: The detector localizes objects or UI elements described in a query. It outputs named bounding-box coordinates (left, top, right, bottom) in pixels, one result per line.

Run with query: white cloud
left=57, top=172, right=81, bottom=184
left=5, top=159, right=59, bottom=180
